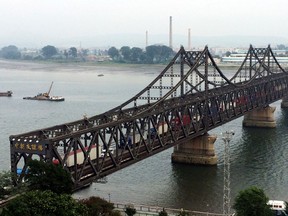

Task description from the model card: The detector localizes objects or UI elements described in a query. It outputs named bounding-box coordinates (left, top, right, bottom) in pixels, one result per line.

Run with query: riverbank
left=113, top=202, right=231, bottom=216
left=0, top=58, right=242, bottom=73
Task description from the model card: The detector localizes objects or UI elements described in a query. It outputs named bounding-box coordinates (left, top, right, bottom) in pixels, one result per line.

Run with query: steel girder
left=10, top=45, right=288, bottom=190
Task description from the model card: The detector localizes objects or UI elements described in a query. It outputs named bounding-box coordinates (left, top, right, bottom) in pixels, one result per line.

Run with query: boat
left=23, top=82, right=65, bottom=102
left=0, top=90, right=12, bottom=97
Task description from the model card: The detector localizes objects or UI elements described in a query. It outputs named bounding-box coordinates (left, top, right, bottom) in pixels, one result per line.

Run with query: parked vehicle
left=268, top=200, right=286, bottom=210
left=267, top=200, right=287, bottom=216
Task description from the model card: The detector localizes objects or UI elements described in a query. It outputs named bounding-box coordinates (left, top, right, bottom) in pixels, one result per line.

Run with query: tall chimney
left=188, top=28, right=191, bottom=50
left=169, top=16, right=172, bottom=49
left=146, top=30, right=148, bottom=48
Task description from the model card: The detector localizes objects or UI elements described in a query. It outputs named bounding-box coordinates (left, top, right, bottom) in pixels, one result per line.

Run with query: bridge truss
left=10, top=45, right=288, bottom=190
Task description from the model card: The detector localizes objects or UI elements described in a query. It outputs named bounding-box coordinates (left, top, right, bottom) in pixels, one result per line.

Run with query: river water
left=1, top=59, right=288, bottom=213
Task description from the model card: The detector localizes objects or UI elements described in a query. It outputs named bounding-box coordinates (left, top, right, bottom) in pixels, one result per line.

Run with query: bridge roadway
left=9, top=45, right=288, bottom=190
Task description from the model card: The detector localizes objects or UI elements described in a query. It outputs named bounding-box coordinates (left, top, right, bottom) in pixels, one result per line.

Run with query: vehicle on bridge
left=10, top=44, right=288, bottom=191
left=147, top=122, right=168, bottom=139
left=171, top=115, right=191, bottom=130
left=53, top=144, right=105, bottom=167
left=120, top=130, right=147, bottom=149
left=235, top=96, right=248, bottom=106
left=120, top=136, right=132, bottom=149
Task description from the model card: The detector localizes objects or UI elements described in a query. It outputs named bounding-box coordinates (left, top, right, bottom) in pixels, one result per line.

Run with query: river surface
left=1, top=59, right=288, bottom=213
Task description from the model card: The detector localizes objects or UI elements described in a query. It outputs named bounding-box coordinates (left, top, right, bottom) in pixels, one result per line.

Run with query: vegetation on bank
left=0, top=160, right=121, bottom=216
left=0, top=44, right=175, bottom=65
left=1, top=161, right=288, bottom=215
left=233, top=186, right=274, bottom=216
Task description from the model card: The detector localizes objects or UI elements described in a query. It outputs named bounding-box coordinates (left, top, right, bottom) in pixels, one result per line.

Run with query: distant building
left=221, top=49, right=288, bottom=64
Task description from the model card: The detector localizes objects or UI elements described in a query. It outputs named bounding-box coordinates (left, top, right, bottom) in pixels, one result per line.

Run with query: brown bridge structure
left=9, top=45, right=288, bottom=190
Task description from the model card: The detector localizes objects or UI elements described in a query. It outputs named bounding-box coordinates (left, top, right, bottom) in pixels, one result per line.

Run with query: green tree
left=25, top=159, right=73, bottom=194
left=0, top=171, right=26, bottom=199
left=79, top=196, right=114, bottom=216
left=145, top=45, right=174, bottom=64
left=108, top=47, right=119, bottom=60
left=159, top=208, right=168, bottom=216
left=41, top=45, right=58, bottom=58
left=0, top=171, right=13, bottom=199
left=225, top=51, right=231, bottom=57
left=233, top=186, right=273, bottom=216
left=64, top=50, right=68, bottom=59
left=0, top=45, right=21, bottom=59
left=277, top=44, right=286, bottom=50
left=158, top=45, right=174, bottom=62
left=130, top=47, right=143, bottom=63
left=1, top=190, right=88, bottom=216
left=120, top=46, right=131, bottom=61
left=124, top=206, right=136, bottom=216
left=81, top=49, right=89, bottom=56
left=69, top=47, right=77, bottom=58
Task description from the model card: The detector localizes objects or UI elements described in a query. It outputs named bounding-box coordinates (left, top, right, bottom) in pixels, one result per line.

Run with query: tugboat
left=0, top=90, right=13, bottom=97
left=23, top=82, right=64, bottom=102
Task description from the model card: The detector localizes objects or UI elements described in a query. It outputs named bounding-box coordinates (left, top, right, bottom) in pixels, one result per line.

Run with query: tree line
left=0, top=160, right=287, bottom=215
left=107, top=45, right=175, bottom=64
left=0, top=44, right=175, bottom=64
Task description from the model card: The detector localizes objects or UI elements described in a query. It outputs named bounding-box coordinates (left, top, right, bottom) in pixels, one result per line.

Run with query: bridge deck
left=9, top=45, right=288, bottom=190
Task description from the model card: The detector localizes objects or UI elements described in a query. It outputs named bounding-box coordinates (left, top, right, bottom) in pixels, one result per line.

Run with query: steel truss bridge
left=10, top=45, right=288, bottom=190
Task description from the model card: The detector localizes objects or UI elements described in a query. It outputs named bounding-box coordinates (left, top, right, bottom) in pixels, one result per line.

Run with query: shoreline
left=0, top=58, right=243, bottom=71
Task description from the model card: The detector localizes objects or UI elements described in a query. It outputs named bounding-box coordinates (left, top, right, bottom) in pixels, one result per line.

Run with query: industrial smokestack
left=188, top=28, right=191, bottom=50
left=146, top=30, right=148, bottom=48
left=169, top=16, right=172, bottom=49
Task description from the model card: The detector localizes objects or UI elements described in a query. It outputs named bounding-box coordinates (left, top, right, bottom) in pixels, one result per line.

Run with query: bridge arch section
left=9, top=45, right=288, bottom=189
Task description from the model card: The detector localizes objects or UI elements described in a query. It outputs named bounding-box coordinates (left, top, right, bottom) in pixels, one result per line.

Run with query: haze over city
left=1, top=0, right=288, bottom=49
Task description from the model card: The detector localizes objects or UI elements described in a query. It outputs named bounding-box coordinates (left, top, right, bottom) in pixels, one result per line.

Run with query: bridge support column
left=281, top=96, right=288, bottom=108
left=171, top=133, right=217, bottom=165
left=242, top=106, right=276, bottom=128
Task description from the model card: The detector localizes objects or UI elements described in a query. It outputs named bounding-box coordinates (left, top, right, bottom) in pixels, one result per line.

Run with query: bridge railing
left=9, top=45, right=288, bottom=190
left=113, top=202, right=235, bottom=216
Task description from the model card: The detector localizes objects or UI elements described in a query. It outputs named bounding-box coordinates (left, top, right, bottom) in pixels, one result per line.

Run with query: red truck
left=171, top=115, right=191, bottom=130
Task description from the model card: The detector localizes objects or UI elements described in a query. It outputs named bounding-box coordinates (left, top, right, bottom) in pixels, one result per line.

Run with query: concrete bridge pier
left=242, top=106, right=276, bottom=128
left=281, top=96, right=288, bottom=108
left=171, top=133, right=217, bottom=165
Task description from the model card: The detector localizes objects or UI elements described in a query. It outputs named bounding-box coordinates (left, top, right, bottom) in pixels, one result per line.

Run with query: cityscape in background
left=2, top=16, right=288, bottom=64
left=2, top=43, right=288, bottom=65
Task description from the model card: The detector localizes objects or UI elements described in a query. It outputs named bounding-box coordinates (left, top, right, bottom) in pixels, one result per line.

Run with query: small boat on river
left=0, top=91, right=13, bottom=97
left=23, top=82, right=64, bottom=102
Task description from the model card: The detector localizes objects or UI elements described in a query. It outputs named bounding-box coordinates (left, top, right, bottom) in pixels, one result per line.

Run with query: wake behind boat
left=23, top=82, right=64, bottom=102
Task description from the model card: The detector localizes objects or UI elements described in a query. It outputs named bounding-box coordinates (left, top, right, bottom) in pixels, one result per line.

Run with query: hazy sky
left=1, top=0, right=288, bottom=48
